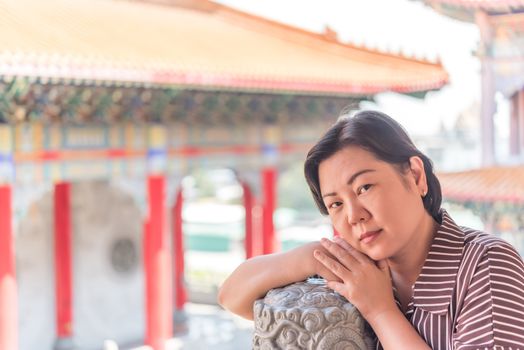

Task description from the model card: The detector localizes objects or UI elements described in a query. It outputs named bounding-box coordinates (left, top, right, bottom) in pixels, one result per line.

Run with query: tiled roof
left=420, top=0, right=524, bottom=20
left=0, top=0, right=448, bottom=95
left=429, top=0, right=524, bottom=9
left=439, top=166, right=524, bottom=204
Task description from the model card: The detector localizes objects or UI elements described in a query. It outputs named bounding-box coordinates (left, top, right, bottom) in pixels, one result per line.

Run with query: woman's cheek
left=334, top=223, right=355, bottom=245
left=331, top=212, right=357, bottom=242
left=331, top=214, right=346, bottom=234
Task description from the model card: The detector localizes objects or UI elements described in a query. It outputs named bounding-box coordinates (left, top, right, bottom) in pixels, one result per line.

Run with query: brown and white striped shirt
left=377, top=210, right=524, bottom=350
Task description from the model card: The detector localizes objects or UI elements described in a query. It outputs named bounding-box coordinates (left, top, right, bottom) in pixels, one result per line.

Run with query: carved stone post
left=253, top=280, right=376, bottom=349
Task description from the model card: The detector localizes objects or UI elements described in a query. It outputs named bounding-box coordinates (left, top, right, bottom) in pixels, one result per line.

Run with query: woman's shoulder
left=460, top=226, right=507, bottom=247
left=459, top=225, right=524, bottom=269
left=452, top=227, right=524, bottom=348
left=439, top=210, right=523, bottom=268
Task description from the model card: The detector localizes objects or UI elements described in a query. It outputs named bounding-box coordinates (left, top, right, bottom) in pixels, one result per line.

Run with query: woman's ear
left=408, top=156, right=427, bottom=196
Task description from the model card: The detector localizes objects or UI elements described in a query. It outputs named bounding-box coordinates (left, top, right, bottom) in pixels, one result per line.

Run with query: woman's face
left=318, top=146, right=428, bottom=261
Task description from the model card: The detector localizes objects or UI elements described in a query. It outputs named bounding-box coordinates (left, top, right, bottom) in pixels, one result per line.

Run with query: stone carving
left=253, top=279, right=376, bottom=350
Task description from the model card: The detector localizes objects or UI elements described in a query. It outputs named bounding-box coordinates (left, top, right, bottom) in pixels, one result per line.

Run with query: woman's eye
left=328, top=201, right=342, bottom=209
left=357, top=184, right=372, bottom=195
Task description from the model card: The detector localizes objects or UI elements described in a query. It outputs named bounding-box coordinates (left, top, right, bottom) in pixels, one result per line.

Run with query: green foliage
left=188, top=169, right=218, bottom=199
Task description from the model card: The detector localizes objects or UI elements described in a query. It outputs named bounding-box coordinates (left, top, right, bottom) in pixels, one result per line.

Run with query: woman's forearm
left=368, top=308, right=431, bottom=350
left=217, top=242, right=319, bottom=319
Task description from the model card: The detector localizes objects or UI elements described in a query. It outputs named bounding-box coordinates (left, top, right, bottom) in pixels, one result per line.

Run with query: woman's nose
left=346, top=201, right=370, bottom=225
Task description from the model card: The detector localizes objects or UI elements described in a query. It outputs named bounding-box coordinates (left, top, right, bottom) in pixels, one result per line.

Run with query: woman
left=218, top=110, right=524, bottom=349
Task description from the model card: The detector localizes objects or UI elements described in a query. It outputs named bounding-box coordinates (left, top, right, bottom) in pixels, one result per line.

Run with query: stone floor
left=120, top=303, right=254, bottom=350
left=172, top=303, right=254, bottom=350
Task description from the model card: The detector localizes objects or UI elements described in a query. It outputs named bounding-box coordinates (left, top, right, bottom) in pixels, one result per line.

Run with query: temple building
left=420, top=0, right=524, bottom=164
left=418, top=0, right=524, bottom=256
left=0, top=0, right=448, bottom=349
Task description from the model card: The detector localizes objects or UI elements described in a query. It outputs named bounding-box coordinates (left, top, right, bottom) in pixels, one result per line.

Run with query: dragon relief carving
left=253, top=281, right=376, bottom=350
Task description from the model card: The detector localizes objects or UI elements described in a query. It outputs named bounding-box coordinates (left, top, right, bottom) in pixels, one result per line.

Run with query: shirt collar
left=412, top=209, right=464, bottom=315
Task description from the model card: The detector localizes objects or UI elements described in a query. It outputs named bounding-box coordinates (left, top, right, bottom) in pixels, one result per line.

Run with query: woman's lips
left=359, top=229, right=382, bottom=244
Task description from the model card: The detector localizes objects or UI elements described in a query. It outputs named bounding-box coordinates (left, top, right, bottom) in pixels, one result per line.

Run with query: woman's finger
left=319, top=238, right=360, bottom=270
left=313, top=249, right=352, bottom=281
left=326, top=280, right=346, bottom=295
left=376, top=259, right=391, bottom=279
left=333, top=236, right=371, bottom=265
left=333, top=235, right=354, bottom=251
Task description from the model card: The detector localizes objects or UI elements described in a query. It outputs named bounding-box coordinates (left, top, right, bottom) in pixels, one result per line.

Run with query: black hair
left=304, top=110, right=442, bottom=221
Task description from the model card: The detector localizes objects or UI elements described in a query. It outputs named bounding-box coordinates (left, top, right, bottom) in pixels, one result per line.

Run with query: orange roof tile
left=420, top=0, right=524, bottom=22
left=0, top=0, right=448, bottom=95
left=439, top=166, right=524, bottom=204
left=427, top=0, right=524, bottom=9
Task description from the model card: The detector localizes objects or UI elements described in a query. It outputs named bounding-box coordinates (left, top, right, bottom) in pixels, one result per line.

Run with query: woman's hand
left=313, top=236, right=397, bottom=324
left=301, top=241, right=343, bottom=283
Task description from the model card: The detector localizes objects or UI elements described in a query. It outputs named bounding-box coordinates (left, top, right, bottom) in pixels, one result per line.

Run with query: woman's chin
left=365, top=249, right=389, bottom=262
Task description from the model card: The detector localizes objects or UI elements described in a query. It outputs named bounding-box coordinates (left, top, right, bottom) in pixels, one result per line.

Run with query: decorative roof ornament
left=322, top=25, right=339, bottom=42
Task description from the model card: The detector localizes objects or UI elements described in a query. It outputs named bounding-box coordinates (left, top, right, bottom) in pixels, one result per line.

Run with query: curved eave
left=0, top=0, right=449, bottom=97
left=439, top=166, right=524, bottom=205
left=433, top=0, right=524, bottom=9
left=442, top=192, right=524, bottom=205
left=422, top=0, right=524, bottom=22
left=0, top=58, right=448, bottom=96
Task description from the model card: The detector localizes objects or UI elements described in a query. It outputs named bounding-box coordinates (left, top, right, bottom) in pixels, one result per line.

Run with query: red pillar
left=262, top=168, right=277, bottom=255
left=143, top=220, right=153, bottom=344
left=0, top=185, right=17, bottom=350
left=241, top=182, right=254, bottom=259
left=172, top=188, right=187, bottom=312
left=144, top=175, right=172, bottom=350
left=54, top=182, right=74, bottom=348
left=252, top=203, right=264, bottom=257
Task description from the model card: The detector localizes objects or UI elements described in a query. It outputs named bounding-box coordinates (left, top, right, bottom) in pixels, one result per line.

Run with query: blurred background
left=0, top=0, right=523, bottom=349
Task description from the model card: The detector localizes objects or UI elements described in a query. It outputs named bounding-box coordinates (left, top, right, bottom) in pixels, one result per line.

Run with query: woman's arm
left=367, top=308, right=431, bottom=350
left=217, top=241, right=340, bottom=320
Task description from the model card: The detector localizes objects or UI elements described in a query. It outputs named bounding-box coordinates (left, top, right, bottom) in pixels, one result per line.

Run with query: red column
left=54, top=182, right=73, bottom=346
left=262, top=168, right=277, bottom=255
left=0, top=185, right=17, bottom=350
left=172, top=188, right=187, bottom=312
left=143, top=220, right=153, bottom=344
left=241, top=182, right=254, bottom=259
left=144, top=175, right=172, bottom=350
left=252, top=203, right=264, bottom=257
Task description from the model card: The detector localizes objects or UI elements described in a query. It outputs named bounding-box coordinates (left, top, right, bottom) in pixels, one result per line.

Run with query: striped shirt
left=377, top=210, right=524, bottom=350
